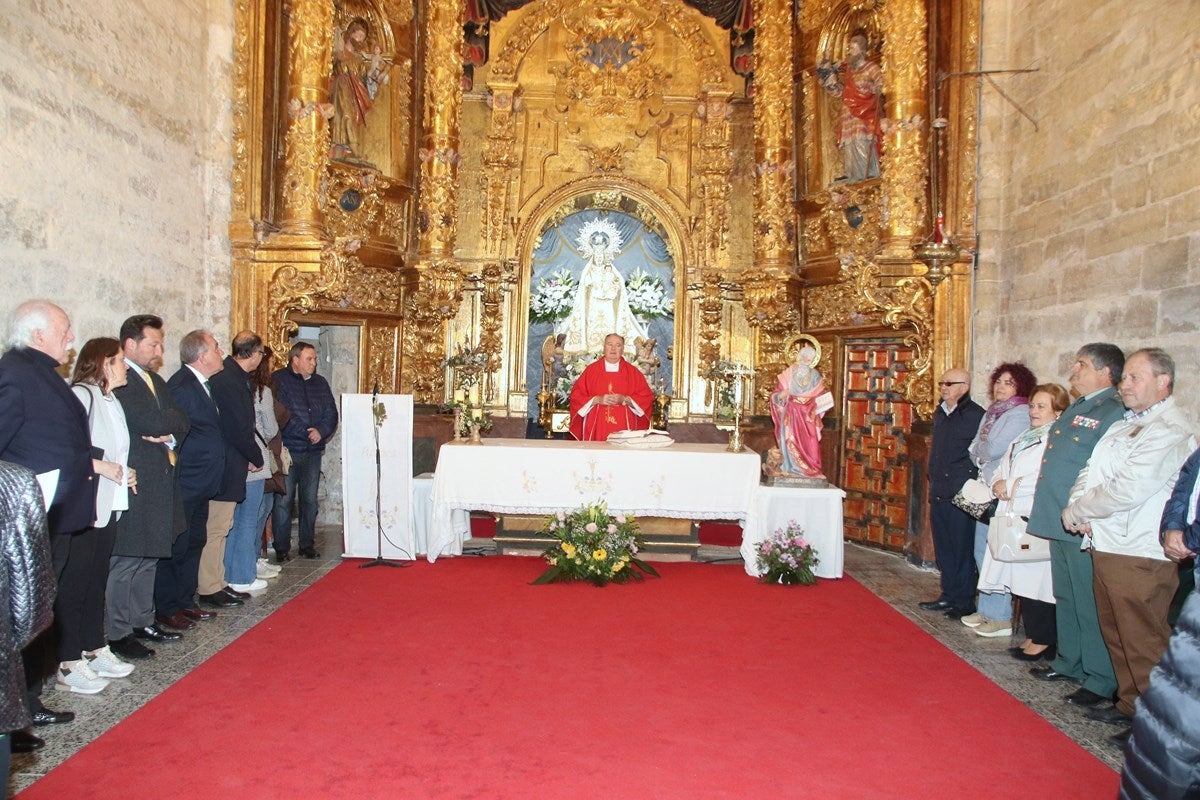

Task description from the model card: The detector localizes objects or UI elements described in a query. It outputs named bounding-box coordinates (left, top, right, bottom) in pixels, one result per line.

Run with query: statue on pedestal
left=769, top=336, right=832, bottom=480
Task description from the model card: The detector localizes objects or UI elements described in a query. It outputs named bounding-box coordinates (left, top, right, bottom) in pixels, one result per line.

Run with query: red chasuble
left=568, top=357, right=655, bottom=441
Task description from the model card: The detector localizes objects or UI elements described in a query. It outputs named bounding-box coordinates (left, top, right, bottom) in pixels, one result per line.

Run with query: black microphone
left=372, top=380, right=379, bottom=398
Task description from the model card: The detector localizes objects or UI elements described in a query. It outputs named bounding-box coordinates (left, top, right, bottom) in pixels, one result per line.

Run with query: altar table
left=428, top=439, right=762, bottom=562
left=740, top=484, right=846, bottom=579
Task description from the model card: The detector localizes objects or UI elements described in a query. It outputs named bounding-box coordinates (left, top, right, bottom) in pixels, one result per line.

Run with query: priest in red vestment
left=568, top=334, right=655, bottom=441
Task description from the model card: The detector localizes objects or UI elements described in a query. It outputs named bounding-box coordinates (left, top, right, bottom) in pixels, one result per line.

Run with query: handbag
left=952, top=477, right=995, bottom=520
left=987, top=495, right=1051, bottom=563
left=255, top=430, right=280, bottom=474
left=279, top=445, right=293, bottom=474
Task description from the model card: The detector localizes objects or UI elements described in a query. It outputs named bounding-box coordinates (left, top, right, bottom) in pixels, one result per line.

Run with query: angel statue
left=557, top=218, right=648, bottom=355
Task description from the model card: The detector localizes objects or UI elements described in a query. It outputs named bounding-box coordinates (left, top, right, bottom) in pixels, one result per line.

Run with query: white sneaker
left=256, top=558, right=282, bottom=578
left=228, top=579, right=268, bottom=593
left=974, top=619, right=1013, bottom=638
left=960, top=612, right=984, bottom=628
left=84, top=646, right=135, bottom=678
left=55, top=659, right=110, bottom=694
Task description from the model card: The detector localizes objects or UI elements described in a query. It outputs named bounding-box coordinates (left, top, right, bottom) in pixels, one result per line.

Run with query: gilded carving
left=750, top=0, right=796, bottom=276
left=230, top=0, right=253, bottom=227
left=265, top=238, right=354, bottom=359
left=806, top=281, right=881, bottom=330
left=281, top=0, right=334, bottom=234
left=379, top=0, right=414, bottom=24
left=401, top=258, right=464, bottom=401
left=367, top=325, right=398, bottom=394
left=878, top=0, right=929, bottom=251
left=416, top=0, right=465, bottom=263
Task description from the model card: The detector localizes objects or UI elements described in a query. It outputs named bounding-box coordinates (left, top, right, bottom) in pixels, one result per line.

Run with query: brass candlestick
left=453, top=407, right=465, bottom=442
left=467, top=422, right=483, bottom=445
left=726, top=374, right=746, bottom=453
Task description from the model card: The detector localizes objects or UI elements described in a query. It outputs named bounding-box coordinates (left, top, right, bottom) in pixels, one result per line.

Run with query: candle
left=733, top=376, right=743, bottom=405
left=455, top=388, right=464, bottom=404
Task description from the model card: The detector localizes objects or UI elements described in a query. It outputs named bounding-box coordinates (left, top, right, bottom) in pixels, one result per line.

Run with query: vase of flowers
left=532, top=501, right=660, bottom=586
left=755, top=521, right=819, bottom=586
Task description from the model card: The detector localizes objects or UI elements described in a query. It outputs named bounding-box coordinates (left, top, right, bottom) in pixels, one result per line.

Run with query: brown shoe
left=155, top=611, right=197, bottom=631
left=180, top=606, right=217, bottom=622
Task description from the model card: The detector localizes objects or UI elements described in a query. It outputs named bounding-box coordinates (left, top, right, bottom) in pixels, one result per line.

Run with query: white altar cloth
left=428, top=439, right=762, bottom=562
left=740, top=484, right=846, bottom=579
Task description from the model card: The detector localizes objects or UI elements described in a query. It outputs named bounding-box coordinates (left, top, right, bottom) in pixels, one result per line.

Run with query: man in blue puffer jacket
left=271, top=342, right=339, bottom=562
left=1159, top=446, right=1200, bottom=589
left=1119, top=590, right=1200, bottom=798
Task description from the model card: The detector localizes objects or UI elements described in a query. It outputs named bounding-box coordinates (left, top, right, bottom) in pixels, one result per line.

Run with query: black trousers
left=55, top=523, right=118, bottom=661
left=22, top=530, right=74, bottom=713
left=930, top=499, right=978, bottom=608
left=1019, top=596, right=1058, bottom=646
left=154, top=496, right=209, bottom=617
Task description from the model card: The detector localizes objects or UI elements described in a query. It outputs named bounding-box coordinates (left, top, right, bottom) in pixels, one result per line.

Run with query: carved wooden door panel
left=840, top=339, right=914, bottom=550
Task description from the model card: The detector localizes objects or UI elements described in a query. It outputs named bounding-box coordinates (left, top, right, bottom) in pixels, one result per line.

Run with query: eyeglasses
left=937, top=381, right=966, bottom=387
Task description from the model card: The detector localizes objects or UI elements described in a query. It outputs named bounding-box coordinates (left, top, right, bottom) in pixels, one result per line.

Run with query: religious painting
left=525, top=210, right=675, bottom=419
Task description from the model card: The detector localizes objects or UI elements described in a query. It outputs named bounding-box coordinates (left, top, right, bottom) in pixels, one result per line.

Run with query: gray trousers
left=106, top=555, right=158, bottom=639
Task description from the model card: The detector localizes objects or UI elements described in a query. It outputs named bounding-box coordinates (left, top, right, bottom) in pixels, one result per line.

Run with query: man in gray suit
left=108, top=315, right=190, bottom=659
left=1026, top=343, right=1125, bottom=709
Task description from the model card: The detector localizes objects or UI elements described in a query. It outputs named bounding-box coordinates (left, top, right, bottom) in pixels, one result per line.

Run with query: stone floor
left=7, top=530, right=1122, bottom=797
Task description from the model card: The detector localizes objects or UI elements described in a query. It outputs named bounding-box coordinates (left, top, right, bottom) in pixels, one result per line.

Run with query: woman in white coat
left=62, top=338, right=139, bottom=692
left=977, top=383, right=1070, bottom=660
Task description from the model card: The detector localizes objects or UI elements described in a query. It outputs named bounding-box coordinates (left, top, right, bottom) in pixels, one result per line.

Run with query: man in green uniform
left=1025, top=343, right=1125, bottom=707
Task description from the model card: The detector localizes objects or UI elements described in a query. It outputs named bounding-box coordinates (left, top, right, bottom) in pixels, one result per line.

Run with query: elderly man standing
left=1026, top=343, right=1126, bottom=708
left=568, top=333, right=654, bottom=441
left=0, top=300, right=94, bottom=746
left=1062, top=348, right=1194, bottom=741
left=918, top=368, right=985, bottom=618
left=158, top=331, right=236, bottom=631
left=272, top=341, right=338, bottom=561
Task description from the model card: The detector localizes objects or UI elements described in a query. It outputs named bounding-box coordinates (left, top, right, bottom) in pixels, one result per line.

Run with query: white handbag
left=987, top=491, right=1050, bottom=563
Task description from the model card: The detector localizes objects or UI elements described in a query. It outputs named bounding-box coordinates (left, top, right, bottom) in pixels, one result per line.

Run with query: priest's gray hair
left=6, top=300, right=59, bottom=349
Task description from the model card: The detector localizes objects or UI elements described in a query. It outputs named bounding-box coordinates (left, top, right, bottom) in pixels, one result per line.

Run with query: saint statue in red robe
left=769, top=343, right=829, bottom=478
left=568, top=335, right=655, bottom=441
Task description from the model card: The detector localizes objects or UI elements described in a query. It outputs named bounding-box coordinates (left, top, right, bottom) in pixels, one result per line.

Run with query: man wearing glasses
left=919, top=368, right=985, bottom=618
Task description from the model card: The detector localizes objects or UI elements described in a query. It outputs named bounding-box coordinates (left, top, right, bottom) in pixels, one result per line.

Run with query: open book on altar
left=814, top=392, right=835, bottom=415
left=607, top=429, right=675, bottom=448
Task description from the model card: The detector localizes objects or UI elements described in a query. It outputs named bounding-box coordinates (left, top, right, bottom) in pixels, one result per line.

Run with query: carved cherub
left=633, top=336, right=660, bottom=380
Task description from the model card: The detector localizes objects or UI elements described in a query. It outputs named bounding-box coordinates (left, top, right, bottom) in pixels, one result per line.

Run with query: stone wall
left=0, top=0, right=234, bottom=367
left=974, top=0, right=1200, bottom=420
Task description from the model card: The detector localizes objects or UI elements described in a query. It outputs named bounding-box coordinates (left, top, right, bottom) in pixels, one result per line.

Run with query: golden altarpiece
left=228, top=0, right=980, bottom=555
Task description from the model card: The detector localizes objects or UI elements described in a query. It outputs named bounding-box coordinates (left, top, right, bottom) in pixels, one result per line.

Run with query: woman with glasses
left=960, top=362, right=1036, bottom=638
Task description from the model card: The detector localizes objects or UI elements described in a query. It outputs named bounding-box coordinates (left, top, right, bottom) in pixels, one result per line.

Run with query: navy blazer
left=167, top=365, right=225, bottom=502
left=209, top=355, right=264, bottom=503
left=928, top=397, right=985, bottom=502
left=1161, top=446, right=1200, bottom=553
left=0, top=347, right=96, bottom=534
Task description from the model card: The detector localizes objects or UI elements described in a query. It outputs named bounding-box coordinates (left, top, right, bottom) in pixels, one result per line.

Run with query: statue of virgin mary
left=557, top=218, right=648, bottom=355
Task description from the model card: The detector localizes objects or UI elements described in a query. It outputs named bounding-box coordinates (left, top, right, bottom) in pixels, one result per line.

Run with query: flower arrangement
left=755, top=521, right=819, bottom=586
left=552, top=351, right=599, bottom=407
left=529, top=268, right=579, bottom=323
left=704, top=359, right=754, bottom=421
left=532, top=501, right=660, bottom=586
left=625, top=267, right=674, bottom=319
left=442, top=340, right=493, bottom=436
left=443, top=340, right=490, bottom=389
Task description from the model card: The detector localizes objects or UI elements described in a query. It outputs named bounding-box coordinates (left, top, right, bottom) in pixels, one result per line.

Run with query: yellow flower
left=561, top=542, right=576, bottom=558
left=592, top=548, right=607, bottom=561
left=612, top=560, right=625, bottom=573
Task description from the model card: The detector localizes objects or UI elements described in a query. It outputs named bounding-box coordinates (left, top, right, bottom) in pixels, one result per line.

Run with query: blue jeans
left=974, top=520, right=1013, bottom=622
left=272, top=449, right=322, bottom=554
left=225, top=481, right=271, bottom=584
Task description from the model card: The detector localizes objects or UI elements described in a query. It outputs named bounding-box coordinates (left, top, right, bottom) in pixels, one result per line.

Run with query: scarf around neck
left=978, top=395, right=1028, bottom=443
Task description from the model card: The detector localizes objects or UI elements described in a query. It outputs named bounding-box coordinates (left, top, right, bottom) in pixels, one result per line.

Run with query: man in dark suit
left=204, top=331, right=266, bottom=600
left=109, top=315, right=190, bottom=659
left=157, top=330, right=231, bottom=630
left=0, top=300, right=94, bottom=746
left=1026, top=343, right=1125, bottom=708
left=918, top=367, right=986, bottom=618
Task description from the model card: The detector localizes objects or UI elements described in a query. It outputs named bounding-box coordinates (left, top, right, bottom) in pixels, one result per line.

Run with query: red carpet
left=20, top=560, right=1117, bottom=799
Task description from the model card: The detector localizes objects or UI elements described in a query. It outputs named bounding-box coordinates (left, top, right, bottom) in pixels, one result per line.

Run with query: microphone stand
left=361, top=382, right=408, bottom=570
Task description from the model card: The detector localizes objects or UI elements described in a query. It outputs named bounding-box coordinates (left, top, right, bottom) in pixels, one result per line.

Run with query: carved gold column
left=697, top=90, right=733, bottom=273
left=279, top=0, right=333, bottom=238
left=878, top=0, right=929, bottom=257
left=403, top=0, right=466, bottom=402
left=746, top=0, right=799, bottom=411
left=482, top=81, right=520, bottom=259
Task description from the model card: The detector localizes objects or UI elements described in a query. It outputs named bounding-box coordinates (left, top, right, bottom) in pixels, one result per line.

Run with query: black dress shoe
left=1030, top=666, right=1079, bottom=683
left=1109, top=727, right=1133, bottom=748
left=31, top=708, right=75, bottom=726
left=1065, top=687, right=1111, bottom=708
left=10, top=729, right=44, bottom=753
left=222, top=586, right=250, bottom=600
left=199, top=591, right=243, bottom=608
left=275, top=550, right=292, bottom=563
left=135, top=624, right=183, bottom=642
left=299, top=546, right=321, bottom=559
left=943, top=606, right=977, bottom=620
left=1084, top=703, right=1131, bottom=724
left=918, top=599, right=952, bottom=612
left=1013, top=646, right=1056, bottom=662
left=109, top=635, right=155, bottom=660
